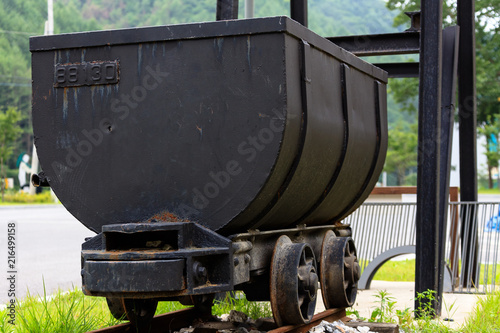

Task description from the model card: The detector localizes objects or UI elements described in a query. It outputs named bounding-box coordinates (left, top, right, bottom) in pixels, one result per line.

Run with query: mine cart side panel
left=336, top=79, right=388, bottom=221
left=300, top=65, right=388, bottom=225
left=32, top=32, right=290, bottom=234
left=232, top=35, right=348, bottom=232
left=31, top=17, right=387, bottom=235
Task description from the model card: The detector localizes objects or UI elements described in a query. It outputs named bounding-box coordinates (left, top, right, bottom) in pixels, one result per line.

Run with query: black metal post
left=290, top=0, right=308, bottom=27
left=415, top=0, right=442, bottom=317
left=216, top=0, right=239, bottom=21
left=438, top=26, right=460, bottom=298
left=457, top=0, right=478, bottom=288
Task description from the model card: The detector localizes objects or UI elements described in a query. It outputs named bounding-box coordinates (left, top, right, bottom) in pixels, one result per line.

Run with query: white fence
left=346, top=202, right=500, bottom=294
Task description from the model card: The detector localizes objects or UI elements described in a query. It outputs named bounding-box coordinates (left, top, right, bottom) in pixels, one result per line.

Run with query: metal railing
left=346, top=202, right=500, bottom=294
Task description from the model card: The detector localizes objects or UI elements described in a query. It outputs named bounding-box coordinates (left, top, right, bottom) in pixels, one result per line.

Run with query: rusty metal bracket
left=81, top=222, right=233, bottom=298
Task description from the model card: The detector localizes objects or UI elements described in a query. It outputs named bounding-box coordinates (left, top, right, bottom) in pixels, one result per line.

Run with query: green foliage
left=54, top=1, right=100, bottom=34
left=383, top=77, right=419, bottom=186
left=384, top=121, right=418, bottom=185
left=0, top=0, right=102, bottom=163
left=73, top=0, right=399, bottom=36
left=395, top=307, right=414, bottom=331
left=389, top=77, right=419, bottom=115
left=345, top=307, right=364, bottom=320
left=354, top=288, right=500, bottom=332
left=0, top=189, right=55, bottom=204
left=478, top=115, right=500, bottom=188
left=385, top=0, right=500, bottom=183
left=386, top=0, right=457, bottom=28
left=0, top=107, right=23, bottom=163
left=415, top=289, right=437, bottom=319
left=364, top=290, right=458, bottom=333
left=306, top=0, right=402, bottom=36
left=462, top=290, right=500, bottom=332
left=412, top=290, right=458, bottom=332
left=0, top=288, right=271, bottom=332
left=0, top=107, right=23, bottom=200
left=369, top=290, right=397, bottom=323
left=212, top=292, right=272, bottom=319
left=0, top=0, right=401, bottom=171
left=0, top=288, right=121, bottom=333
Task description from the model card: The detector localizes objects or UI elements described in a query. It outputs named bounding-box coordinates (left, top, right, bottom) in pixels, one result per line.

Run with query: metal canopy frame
left=215, top=0, right=477, bottom=316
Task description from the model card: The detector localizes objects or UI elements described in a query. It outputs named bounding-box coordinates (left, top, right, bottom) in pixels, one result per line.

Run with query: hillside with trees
left=0, top=0, right=405, bottom=182
left=0, top=0, right=99, bottom=177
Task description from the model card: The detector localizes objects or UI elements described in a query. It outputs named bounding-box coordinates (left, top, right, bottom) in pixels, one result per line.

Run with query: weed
left=395, top=307, right=413, bottom=331
left=346, top=308, right=365, bottom=321
left=0, top=288, right=120, bottom=333
left=365, top=290, right=460, bottom=333
left=369, top=290, right=397, bottom=323
left=461, top=290, right=500, bottom=332
left=0, top=289, right=272, bottom=332
left=212, top=292, right=272, bottom=319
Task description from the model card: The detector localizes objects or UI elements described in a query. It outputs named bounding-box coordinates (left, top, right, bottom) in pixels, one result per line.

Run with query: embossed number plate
left=54, top=60, right=119, bottom=87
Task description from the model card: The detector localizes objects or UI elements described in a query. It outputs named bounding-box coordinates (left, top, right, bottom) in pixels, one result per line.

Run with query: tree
left=385, top=0, right=500, bottom=186
left=478, top=115, right=500, bottom=188
left=0, top=107, right=23, bottom=200
left=384, top=121, right=419, bottom=185
left=0, top=0, right=103, bottom=170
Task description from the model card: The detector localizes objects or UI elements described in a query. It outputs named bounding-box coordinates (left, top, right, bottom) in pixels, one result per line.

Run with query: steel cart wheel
left=178, top=293, right=215, bottom=316
left=270, top=235, right=318, bottom=326
left=320, top=231, right=360, bottom=308
left=192, top=294, right=215, bottom=315
left=106, top=297, right=127, bottom=320
left=106, top=297, right=158, bottom=328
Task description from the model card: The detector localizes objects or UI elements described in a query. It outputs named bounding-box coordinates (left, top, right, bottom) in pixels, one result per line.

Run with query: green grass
left=461, top=290, right=500, bottom=332
left=368, top=258, right=500, bottom=289
left=212, top=292, right=272, bottom=319
left=370, top=258, right=416, bottom=281
left=447, top=261, right=500, bottom=287
left=478, top=188, right=500, bottom=195
left=348, top=289, right=500, bottom=333
left=2, top=286, right=499, bottom=333
left=0, top=289, right=271, bottom=332
left=3, top=276, right=500, bottom=333
left=154, top=300, right=187, bottom=315
left=0, top=289, right=188, bottom=332
left=0, top=288, right=121, bottom=333
left=357, top=259, right=500, bottom=331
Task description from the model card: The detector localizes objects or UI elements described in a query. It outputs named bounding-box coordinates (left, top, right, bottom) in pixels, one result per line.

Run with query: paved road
left=0, top=205, right=95, bottom=304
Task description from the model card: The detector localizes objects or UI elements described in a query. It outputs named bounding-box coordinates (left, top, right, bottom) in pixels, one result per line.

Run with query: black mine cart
left=30, top=16, right=387, bottom=327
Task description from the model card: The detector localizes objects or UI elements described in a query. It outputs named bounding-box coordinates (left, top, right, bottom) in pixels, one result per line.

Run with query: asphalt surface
left=0, top=205, right=95, bottom=304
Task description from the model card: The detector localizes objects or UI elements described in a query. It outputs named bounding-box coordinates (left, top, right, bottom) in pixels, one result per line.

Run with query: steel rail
left=87, top=308, right=400, bottom=333
left=88, top=308, right=348, bottom=333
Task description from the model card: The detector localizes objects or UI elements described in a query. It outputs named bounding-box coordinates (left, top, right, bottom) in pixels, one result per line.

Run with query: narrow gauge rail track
left=88, top=308, right=350, bottom=333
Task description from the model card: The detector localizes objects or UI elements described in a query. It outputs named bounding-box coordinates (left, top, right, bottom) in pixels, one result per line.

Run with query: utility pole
left=30, top=0, right=53, bottom=195
left=47, top=0, right=54, bottom=35
left=245, top=0, right=254, bottom=19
